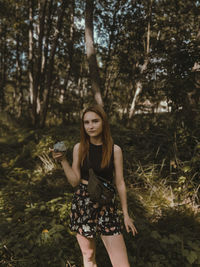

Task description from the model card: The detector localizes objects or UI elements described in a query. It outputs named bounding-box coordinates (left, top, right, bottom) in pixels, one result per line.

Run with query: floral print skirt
left=69, top=182, right=123, bottom=238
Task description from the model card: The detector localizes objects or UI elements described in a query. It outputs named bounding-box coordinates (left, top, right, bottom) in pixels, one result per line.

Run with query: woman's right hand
left=49, top=149, right=66, bottom=163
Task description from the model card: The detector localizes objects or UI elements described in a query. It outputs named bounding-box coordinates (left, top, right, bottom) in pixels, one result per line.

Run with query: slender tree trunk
left=40, top=0, right=67, bottom=127
left=103, top=2, right=120, bottom=102
left=41, top=0, right=53, bottom=92
left=62, top=0, right=75, bottom=103
left=14, top=3, right=23, bottom=118
left=31, top=0, right=48, bottom=126
left=15, top=33, right=23, bottom=118
left=85, top=0, right=103, bottom=106
left=129, top=0, right=153, bottom=119
left=0, top=25, right=7, bottom=110
left=183, top=26, right=200, bottom=128
left=28, top=0, right=34, bottom=107
left=129, top=82, right=142, bottom=118
left=190, top=28, right=200, bottom=106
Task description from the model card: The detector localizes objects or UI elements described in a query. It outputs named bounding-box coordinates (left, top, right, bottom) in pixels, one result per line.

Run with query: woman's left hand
left=124, top=214, right=138, bottom=236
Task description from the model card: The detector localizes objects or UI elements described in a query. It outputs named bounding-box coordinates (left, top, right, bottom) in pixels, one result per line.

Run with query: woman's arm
left=113, top=144, right=137, bottom=235
left=52, top=143, right=81, bottom=187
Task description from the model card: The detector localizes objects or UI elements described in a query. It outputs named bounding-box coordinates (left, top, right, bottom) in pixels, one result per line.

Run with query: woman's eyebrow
left=84, top=118, right=99, bottom=122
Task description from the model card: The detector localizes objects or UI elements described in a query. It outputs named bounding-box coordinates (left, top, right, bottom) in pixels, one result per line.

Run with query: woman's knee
left=76, top=234, right=96, bottom=263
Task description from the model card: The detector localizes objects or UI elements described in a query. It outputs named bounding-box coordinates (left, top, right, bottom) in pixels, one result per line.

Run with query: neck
left=90, top=136, right=102, bottom=145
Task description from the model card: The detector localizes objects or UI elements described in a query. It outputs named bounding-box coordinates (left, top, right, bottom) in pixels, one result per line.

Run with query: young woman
left=52, top=105, right=137, bottom=267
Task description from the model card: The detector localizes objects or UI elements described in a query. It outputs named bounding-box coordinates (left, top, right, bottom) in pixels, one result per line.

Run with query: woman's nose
left=88, top=122, right=93, bottom=128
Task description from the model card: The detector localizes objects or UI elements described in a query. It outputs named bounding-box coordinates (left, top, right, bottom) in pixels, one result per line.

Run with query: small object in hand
left=53, top=141, right=67, bottom=152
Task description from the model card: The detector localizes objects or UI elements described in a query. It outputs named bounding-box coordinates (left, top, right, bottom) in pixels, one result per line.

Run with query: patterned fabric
left=70, top=183, right=123, bottom=238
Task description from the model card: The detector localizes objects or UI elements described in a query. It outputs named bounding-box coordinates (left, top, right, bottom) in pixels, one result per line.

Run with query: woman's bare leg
left=101, top=234, right=130, bottom=267
left=76, top=233, right=97, bottom=267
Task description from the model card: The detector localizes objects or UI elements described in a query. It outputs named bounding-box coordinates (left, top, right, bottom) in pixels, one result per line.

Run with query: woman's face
left=83, top=111, right=103, bottom=138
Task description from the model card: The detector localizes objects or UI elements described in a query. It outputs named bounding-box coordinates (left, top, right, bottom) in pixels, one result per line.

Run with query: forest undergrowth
left=0, top=114, right=200, bottom=267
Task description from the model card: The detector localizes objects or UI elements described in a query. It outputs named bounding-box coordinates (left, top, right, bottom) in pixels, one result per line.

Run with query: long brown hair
left=79, top=105, right=113, bottom=168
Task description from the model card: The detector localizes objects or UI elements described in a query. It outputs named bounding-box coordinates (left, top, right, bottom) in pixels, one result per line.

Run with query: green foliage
left=0, top=124, right=80, bottom=266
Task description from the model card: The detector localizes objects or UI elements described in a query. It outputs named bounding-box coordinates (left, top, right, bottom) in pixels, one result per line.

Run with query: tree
left=190, top=27, right=200, bottom=109
left=85, top=0, right=103, bottom=106
left=28, top=0, right=68, bottom=127
left=129, top=0, right=153, bottom=119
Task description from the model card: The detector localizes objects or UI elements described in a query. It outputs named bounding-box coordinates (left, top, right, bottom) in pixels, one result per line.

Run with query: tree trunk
left=15, top=32, right=23, bottom=118
left=129, top=0, right=153, bottom=119
left=62, top=0, right=75, bottom=103
left=31, top=0, right=48, bottom=126
left=85, top=0, right=103, bottom=106
left=129, top=82, right=142, bottom=118
left=190, top=28, right=200, bottom=106
left=0, top=25, right=7, bottom=110
left=28, top=0, right=34, bottom=108
left=40, top=0, right=67, bottom=127
left=183, top=27, right=200, bottom=128
left=103, top=1, right=120, bottom=102
left=41, top=0, right=53, bottom=93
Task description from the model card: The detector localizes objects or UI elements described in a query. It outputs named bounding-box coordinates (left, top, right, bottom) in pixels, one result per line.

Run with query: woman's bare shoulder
left=74, top=142, right=80, bottom=149
left=73, top=143, right=80, bottom=153
left=114, top=144, right=122, bottom=153
left=113, top=144, right=123, bottom=159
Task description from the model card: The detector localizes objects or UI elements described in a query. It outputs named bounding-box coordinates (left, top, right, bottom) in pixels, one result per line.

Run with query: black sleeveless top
left=80, top=143, right=114, bottom=182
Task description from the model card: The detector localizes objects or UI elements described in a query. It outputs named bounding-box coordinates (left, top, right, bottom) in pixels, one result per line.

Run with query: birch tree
left=129, top=0, right=153, bottom=119
left=85, top=0, right=103, bottom=106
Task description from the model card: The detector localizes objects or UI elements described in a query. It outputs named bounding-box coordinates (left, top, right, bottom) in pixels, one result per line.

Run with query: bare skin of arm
left=113, top=144, right=138, bottom=236
left=52, top=143, right=81, bottom=187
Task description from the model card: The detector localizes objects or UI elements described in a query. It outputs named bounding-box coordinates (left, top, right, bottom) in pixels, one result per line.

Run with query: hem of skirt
left=100, top=231, right=122, bottom=236
left=70, top=227, right=122, bottom=238
left=70, top=229, right=95, bottom=238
